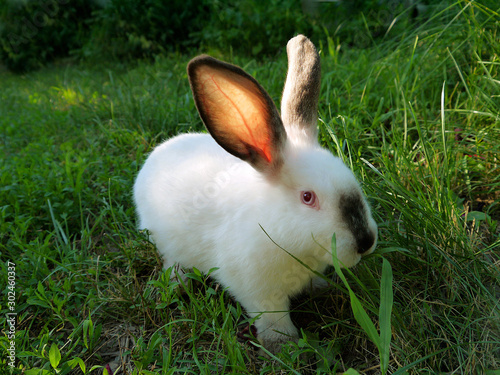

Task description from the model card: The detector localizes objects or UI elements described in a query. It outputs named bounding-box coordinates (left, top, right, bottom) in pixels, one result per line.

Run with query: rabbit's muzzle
left=356, top=227, right=377, bottom=254
left=339, top=193, right=377, bottom=255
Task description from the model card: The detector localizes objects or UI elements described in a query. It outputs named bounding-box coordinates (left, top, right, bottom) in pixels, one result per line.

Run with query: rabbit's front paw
left=256, top=327, right=298, bottom=355
left=310, top=275, right=329, bottom=292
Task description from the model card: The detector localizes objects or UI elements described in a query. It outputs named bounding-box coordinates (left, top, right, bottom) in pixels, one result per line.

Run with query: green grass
left=1, top=1, right=499, bottom=374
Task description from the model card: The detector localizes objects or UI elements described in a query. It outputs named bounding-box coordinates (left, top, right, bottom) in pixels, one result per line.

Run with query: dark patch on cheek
left=339, top=193, right=375, bottom=254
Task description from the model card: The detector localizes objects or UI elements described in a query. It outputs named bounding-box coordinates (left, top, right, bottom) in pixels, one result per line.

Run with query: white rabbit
left=133, top=35, right=377, bottom=353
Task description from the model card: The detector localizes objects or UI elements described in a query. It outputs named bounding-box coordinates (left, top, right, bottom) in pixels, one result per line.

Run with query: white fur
left=133, top=35, right=377, bottom=353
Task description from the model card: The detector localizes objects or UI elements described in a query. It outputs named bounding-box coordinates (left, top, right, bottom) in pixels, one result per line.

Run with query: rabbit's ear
left=281, top=35, right=321, bottom=142
left=188, top=56, right=286, bottom=176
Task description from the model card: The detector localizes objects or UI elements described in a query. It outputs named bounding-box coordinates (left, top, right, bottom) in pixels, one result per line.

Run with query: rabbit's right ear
left=188, top=56, right=287, bottom=176
left=281, top=35, right=321, bottom=142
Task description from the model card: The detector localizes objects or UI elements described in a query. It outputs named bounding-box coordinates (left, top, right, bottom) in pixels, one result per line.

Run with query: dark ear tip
left=187, top=55, right=266, bottom=95
left=189, top=55, right=234, bottom=79
left=187, top=55, right=211, bottom=75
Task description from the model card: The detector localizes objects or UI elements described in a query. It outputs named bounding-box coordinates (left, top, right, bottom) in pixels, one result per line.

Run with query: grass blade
left=379, top=258, right=394, bottom=374
left=348, top=289, right=381, bottom=350
left=331, top=236, right=383, bottom=360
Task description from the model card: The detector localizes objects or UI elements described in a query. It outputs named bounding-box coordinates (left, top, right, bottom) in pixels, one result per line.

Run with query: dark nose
left=357, top=230, right=376, bottom=254
left=339, top=193, right=376, bottom=255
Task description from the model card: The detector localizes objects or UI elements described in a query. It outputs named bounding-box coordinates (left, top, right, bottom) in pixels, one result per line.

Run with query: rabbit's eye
left=301, top=191, right=319, bottom=209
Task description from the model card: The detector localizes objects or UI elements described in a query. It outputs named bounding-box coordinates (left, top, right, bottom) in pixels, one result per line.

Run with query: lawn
left=1, top=1, right=499, bottom=374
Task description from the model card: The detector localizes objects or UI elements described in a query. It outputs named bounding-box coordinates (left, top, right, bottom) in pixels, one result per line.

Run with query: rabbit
left=133, top=35, right=378, bottom=354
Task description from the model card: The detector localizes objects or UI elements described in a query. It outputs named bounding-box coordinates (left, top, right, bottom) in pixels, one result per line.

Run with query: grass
left=1, top=0, right=499, bottom=373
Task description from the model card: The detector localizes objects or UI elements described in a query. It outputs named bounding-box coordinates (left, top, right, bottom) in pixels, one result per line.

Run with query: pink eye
left=301, top=191, right=319, bottom=209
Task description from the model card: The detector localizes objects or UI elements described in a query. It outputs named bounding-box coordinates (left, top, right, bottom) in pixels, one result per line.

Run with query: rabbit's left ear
left=188, top=55, right=287, bottom=176
left=281, top=35, right=321, bottom=142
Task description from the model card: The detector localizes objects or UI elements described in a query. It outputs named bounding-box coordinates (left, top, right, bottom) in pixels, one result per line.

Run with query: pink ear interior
left=193, top=64, right=275, bottom=164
